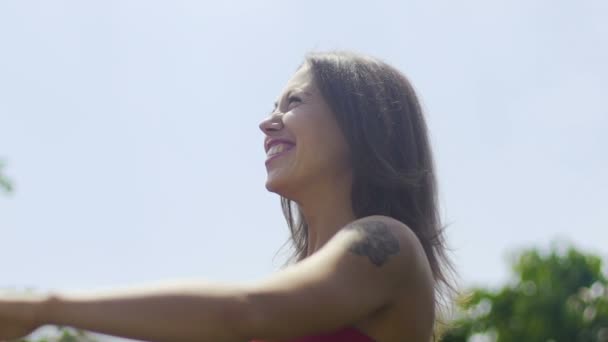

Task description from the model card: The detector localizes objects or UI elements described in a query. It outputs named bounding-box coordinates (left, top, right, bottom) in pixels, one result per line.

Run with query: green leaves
left=0, top=160, right=14, bottom=194
left=8, top=327, right=99, bottom=342
left=443, top=242, right=608, bottom=341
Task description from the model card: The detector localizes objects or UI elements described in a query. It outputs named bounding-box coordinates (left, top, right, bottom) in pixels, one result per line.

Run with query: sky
left=1, top=1, right=607, bottom=341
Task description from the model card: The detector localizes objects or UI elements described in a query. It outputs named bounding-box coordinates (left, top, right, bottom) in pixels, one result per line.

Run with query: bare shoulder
left=340, top=215, right=429, bottom=273
left=344, top=215, right=436, bottom=342
left=240, top=214, right=434, bottom=342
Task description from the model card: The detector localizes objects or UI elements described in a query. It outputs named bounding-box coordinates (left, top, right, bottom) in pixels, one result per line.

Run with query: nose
left=259, top=112, right=284, bottom=134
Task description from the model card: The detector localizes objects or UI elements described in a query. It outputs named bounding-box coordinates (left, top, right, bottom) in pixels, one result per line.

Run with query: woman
left=0, top=51, right=454, bottom=342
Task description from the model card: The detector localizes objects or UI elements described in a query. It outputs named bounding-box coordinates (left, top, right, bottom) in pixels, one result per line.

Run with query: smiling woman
left=0, top=51, right=455, bottom=342
left=254, top=51, right=456, bottom=342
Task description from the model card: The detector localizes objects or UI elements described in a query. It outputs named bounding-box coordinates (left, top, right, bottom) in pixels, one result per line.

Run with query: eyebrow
left=272, top=89, right=312, bottom=111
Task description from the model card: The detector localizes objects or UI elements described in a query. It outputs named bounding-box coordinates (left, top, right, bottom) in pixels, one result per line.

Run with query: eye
left=287, top=95, right=302, bottom=105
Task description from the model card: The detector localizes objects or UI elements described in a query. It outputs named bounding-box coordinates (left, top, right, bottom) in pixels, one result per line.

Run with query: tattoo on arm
left=346, top=220, right=400, bottom=267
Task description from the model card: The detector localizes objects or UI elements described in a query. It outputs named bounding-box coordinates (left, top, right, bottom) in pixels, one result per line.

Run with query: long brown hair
left=275, top=51, right=456, bottom=338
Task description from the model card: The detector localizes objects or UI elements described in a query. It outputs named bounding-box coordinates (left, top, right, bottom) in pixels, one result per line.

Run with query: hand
left=0, top=292, right=46, bottom=341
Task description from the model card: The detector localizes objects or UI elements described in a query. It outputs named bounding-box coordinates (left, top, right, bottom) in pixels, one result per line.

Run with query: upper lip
left=264, top=137, right=296, bottom=153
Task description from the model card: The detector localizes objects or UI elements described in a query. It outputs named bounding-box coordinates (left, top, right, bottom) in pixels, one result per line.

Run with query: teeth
left=267, top=143, right=294, bottom=156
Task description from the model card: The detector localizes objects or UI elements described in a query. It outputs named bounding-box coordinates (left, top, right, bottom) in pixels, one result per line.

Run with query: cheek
left=289, top=109, right=349, bottom=169
left=299, top=131, right=349, bottom=172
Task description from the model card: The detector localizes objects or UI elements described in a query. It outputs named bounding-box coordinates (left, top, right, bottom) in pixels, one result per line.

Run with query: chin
left=264, top=175, right=295, bottom=199
left=264, top=177, right=283, bottom=194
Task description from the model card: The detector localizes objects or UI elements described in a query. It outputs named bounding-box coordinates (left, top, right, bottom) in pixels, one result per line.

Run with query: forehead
left=281, top=64, right=314, bottom=97
left=285, top=64, right=313, bottom=89
left=273, top=64, right=316, bottom=109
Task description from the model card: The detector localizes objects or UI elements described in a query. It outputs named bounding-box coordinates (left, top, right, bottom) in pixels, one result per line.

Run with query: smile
left=265, top=144, right=295, bottom=165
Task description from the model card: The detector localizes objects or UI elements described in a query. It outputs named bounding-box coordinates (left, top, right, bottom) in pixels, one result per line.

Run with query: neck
left=294, top=173, right=356, bottom=258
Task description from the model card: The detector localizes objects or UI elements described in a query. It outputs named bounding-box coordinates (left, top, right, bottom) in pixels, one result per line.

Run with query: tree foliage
left=443, top=243, right=608, bottom=341
left=0, top=159, right=13, bottom=194
left=11, top=327, right=99, bottom=342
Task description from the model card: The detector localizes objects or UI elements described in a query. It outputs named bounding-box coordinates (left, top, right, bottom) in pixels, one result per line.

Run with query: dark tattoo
left=346, top=220, right=400, bottom=267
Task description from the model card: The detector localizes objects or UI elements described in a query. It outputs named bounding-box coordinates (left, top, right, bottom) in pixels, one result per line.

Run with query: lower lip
left=265, top=145, right=295, bottom=165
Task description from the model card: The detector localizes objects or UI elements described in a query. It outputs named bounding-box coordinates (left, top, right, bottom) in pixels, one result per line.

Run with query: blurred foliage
left=443, top=242, right=608, bottom=342
left=9, top=326, right=100, bottom=342
left=0, top=159, right=14, bottom=194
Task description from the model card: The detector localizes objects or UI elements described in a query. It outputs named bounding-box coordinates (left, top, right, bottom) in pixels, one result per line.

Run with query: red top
left=250, top=326, right=376, bottom=342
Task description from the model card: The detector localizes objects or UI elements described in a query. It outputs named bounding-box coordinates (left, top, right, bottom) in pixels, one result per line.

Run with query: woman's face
left=258, top=64, right=352, bottom=199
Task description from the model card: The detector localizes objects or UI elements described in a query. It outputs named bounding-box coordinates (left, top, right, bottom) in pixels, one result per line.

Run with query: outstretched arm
left=42, top=279, right=250, bottom=342
left=33, top=215, right=427, bottom=342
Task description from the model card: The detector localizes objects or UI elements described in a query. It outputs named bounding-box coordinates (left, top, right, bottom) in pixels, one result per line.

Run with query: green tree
left=0, top=159, right=13, bottom=194
left=443, top=243, right=608, bottom=341
left=10, top=326, right=99, bottom=342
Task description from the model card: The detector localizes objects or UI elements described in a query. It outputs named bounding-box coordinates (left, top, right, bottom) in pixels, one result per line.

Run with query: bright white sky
left=1, top=1, right=607, bottom=341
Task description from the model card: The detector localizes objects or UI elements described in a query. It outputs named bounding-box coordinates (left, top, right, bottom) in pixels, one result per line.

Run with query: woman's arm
left=42, top=279, right=251, bottom=342
left=35, top=215, right=427, bottom=342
